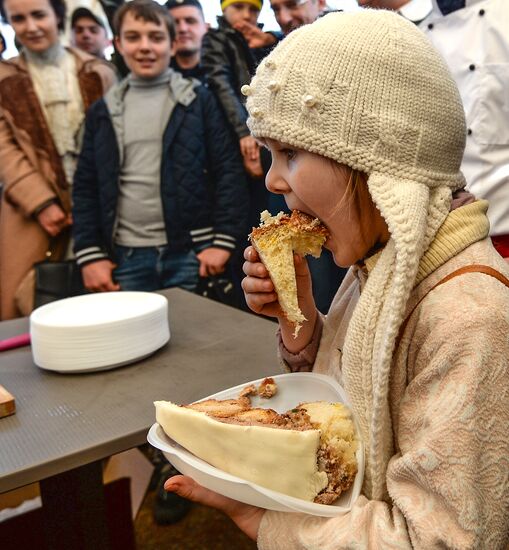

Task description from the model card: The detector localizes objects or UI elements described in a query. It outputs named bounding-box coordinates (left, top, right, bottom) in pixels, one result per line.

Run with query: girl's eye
left=282, top=149, right=297, bottom=161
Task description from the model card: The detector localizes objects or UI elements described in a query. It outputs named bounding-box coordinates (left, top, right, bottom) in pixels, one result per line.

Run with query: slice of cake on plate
left=154, top=394, right=357, bottom=504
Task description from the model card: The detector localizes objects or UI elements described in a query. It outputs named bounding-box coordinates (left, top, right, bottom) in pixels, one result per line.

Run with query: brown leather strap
left=397, top=264, right=509, bottom=347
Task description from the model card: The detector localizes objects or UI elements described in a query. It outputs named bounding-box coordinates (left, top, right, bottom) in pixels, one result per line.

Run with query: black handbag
left=33, top=259, right=88, bottom=309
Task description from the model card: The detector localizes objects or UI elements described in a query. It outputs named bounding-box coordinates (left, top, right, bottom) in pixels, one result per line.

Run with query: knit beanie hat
left=221, top=0, right=262, bottom=11
left=243, top=10, right=466, bottom=501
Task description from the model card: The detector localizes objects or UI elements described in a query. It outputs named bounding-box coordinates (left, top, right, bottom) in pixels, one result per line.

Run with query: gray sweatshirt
left=114, top=69, right=175, bottom=247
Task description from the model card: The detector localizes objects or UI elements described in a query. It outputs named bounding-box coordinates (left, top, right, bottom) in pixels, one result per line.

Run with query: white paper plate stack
left=30, top=292, right=170, bottom=373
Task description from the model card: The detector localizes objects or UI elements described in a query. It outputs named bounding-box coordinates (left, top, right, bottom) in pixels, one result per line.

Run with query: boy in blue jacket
left=73, top=0, right=249, bottom=294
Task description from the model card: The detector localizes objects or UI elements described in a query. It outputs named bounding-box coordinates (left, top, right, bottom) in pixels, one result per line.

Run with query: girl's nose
left=265, top=165, right=289, bottom=195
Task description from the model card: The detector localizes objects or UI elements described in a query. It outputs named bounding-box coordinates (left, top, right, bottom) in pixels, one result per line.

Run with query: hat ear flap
left=342, top=173, right=451, bottom=499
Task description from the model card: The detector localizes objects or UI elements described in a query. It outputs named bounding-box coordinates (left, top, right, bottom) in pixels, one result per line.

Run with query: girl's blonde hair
left=328, top=160, right=369, bottom=219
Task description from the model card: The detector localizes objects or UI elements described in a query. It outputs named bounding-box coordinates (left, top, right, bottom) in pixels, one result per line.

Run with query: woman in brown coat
left=0, top=0, right=116, bottom=319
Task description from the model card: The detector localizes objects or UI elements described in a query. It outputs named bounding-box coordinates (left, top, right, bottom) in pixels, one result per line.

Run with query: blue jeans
left=113, top=245, right=199, bottom=292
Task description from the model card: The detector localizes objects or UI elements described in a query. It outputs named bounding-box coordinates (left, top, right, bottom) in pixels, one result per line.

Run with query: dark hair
left=0, top=31, right=6, bottom=54
left=166, top=0, right=204, bottom=17
left=0, top=0, right=66, bottom=31
left=113, top=0, right=176, bottom=41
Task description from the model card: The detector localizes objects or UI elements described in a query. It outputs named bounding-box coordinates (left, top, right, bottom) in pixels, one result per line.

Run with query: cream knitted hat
left=243, top=10, right=467, bottom=501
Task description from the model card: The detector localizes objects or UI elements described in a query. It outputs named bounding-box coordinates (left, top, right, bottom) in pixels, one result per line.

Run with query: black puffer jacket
left=201, top=17, right=279, bottom=140
left=72, top=78, right=249, bottom=267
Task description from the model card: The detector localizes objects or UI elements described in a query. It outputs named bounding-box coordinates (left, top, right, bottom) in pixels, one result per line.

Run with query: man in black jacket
left=166, top=0, right=208, bottom=82
left=201, top=0, right=279, bottom=180
left=269, top=0, right=326, bottom=34
left=73, top=0, right=248, bottom=295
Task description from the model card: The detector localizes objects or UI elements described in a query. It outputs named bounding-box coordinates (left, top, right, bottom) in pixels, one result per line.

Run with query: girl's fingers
left=242, top=260, right=268, bottom=278
left=241, top=275, right=273, bottom=294
left=165, top=475, right=238, bottom=514
left=243, top=246, right=259, bottom=262
left=165, top=476, right=263, bottom=541
left=245, top=293, right=279, bottom=313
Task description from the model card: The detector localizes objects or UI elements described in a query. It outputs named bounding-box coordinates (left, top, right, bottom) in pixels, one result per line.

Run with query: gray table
left=0, top=288, right=279, bottom=550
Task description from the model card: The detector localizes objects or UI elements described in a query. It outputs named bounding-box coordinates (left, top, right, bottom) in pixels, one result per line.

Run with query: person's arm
left=72, top=102, right=117, bottom=291
left=0, top=103, right=58, bottom=217
left=201, top=88, right=250, bottom=259
left=92, top=59, right=119, bottom=93
left=201, top=31, right=250, bottom=141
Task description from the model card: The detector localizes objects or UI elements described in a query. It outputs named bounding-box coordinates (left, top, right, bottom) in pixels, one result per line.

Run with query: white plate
left=30, top=292, right=167, bottom=328
left=30, top=292, right=170, bottom=373
left=148, top=372, right=364, bottom=517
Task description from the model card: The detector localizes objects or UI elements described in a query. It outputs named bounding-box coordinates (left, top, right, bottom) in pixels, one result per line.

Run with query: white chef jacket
left=421, top=0, right=509, bottom=236
left=399, top=0, right=432, bottom=24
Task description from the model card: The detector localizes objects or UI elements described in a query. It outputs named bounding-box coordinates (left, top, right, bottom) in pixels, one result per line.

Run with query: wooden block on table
left=0, top=384, right=15, bottom=418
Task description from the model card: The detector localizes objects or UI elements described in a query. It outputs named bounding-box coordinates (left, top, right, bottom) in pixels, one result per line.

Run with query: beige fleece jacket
left=259, top=202, right=509, bottom=549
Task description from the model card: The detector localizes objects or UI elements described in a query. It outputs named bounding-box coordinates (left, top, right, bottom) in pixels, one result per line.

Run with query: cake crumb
left=258, top=377, right=278, bottom=398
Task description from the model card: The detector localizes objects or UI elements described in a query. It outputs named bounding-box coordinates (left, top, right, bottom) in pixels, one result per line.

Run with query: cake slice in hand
left=249, top=210, right=329, bottom=336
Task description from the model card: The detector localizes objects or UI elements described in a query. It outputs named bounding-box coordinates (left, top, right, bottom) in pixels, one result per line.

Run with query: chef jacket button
left=469, top=64, right=476, bottom=71
left=467, top=128, right=472, bottom=136
left=427, top=23, right=434, bottom=30
left=479, top=8, right=485, bottom=16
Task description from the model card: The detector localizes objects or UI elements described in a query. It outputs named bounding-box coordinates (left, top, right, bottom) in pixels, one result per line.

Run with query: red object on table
left=0, top=333, right=31, bottom=351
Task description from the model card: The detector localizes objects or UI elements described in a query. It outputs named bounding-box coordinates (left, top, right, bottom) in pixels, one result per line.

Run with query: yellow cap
left=221, top=0, right=262, bottom=12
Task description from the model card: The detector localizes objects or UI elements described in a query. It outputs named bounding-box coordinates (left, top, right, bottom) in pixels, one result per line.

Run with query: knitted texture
left=244, top=10, right=467, bottom=500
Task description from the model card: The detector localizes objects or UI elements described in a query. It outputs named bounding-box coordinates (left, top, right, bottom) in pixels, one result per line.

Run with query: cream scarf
left=344, top=193, right=490, bottom=501
left=25, top=43, right=84, bottom=187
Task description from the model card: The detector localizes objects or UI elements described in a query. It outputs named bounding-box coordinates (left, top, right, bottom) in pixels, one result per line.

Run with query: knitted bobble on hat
left=246, top=10, right=467, bottom=501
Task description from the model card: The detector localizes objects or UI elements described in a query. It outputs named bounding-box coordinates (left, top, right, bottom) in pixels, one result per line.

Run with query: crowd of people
left=0, top=0, right=508, bottom=547
left=1, top=0, right=507, bottom=315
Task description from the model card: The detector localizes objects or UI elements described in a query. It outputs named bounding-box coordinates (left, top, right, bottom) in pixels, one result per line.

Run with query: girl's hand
left=165, top=475, right=264, bottom=541
left=242, top=245, right=318, bottom=353
left=242, top=246, right=283, bottom=319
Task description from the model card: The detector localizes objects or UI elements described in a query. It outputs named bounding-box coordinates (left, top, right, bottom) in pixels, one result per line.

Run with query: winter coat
left=201, top=16, right=279, bottom=140
left=72, top=73, right=249, bottom=267
left=0, top=48, right=116, bottom=319
left=262, top=202, right=509, bottom=550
